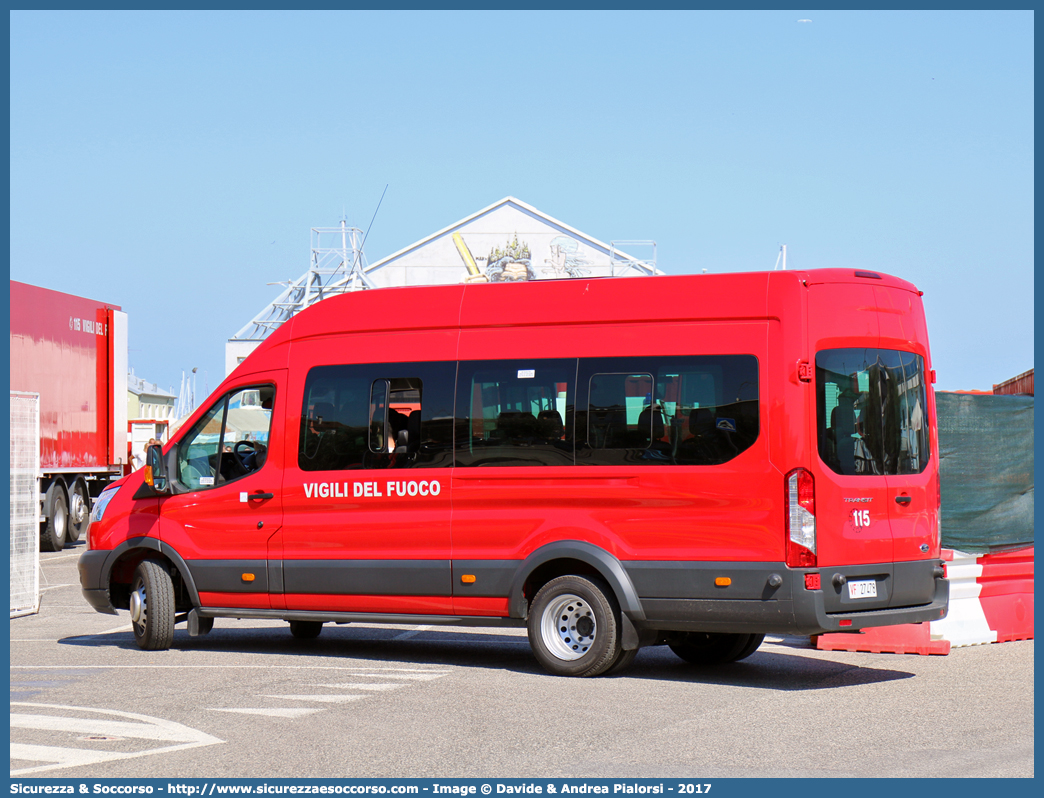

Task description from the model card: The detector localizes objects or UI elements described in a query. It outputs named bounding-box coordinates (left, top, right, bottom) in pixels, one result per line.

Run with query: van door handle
left=895, top=495, right=912, bottom=506
left=251, top=492, right=275, bottom=500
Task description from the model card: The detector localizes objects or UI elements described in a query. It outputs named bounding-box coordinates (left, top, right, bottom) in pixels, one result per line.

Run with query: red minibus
left=80, top=269, right=948, bottom=676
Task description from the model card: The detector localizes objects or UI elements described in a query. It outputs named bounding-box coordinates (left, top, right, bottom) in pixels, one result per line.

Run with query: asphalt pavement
left=9, top=544, right=1034, bottom=779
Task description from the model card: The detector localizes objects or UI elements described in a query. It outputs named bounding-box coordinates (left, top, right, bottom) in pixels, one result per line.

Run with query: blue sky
left=9, top=10, right=1033, bottom=397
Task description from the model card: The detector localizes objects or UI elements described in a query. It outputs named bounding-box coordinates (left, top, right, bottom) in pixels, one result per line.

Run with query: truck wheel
left=40, top=491, right=68, bottom=552
left=527, top=575, right=621, bottom=677
left=668, top=632, right=765, bottom=665
left=68, top=481, right=90, bottom=543
left=289, top=621, right=323, bottom=639
left=130, top=560, right=175, bottom=651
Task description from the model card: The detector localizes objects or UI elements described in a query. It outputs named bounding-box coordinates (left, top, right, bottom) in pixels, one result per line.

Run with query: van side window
left=176, top=385, right=275, bottom=491
left=454, top=359, right=576, bottom=467
left=816, top=348, right=929, bottom=476
left=577, top=356, right=760, bottom=466
left=299, top=362, right=456, bottom=471
left=586, top=372, right=656, bottom=450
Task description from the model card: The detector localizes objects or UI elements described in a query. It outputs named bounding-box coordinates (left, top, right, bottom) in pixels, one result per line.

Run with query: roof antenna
left=360, top=184, right=388, bottom=253
left=348, top=185, right=387, bottom=275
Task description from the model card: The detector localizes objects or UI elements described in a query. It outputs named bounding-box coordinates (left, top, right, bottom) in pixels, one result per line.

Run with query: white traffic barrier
left=929, top=549, right=997, bottom=648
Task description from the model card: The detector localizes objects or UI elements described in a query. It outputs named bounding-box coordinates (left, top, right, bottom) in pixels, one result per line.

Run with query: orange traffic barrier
left=813, top=622, right=951, bottom=656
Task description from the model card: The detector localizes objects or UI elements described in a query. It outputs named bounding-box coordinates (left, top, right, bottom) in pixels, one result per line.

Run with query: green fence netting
left=937, top=392, right=1034, bottom=554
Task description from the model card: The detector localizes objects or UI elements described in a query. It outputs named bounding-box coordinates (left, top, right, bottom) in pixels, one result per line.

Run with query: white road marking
left=208, top=708, right=322, bottom=718
left=11, top=665, right=449, bottom=760
left=262, top=694, right=368, bottom=703
left=9, top=702, right=222, bottom=776
left=393, top=625, right=432, bottom=639
left=13, top=744, right=138, bottom=770
left=12, top=622, right=134, bottom=641
left=11, top=713, right=203, bottom=741
left=39, top=583, right=76, bottom=592
left=313, top=683, right=405, bottom=691
left=93, top=623, right=133, bottom=636
left=330, top=671, right=450, bottom=681
left=12, top=664, right=451, bottom=671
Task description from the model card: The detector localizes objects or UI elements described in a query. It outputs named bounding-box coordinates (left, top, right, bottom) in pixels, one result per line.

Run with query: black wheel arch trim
left=101, top=537, right=201, bottom=607
left=507, top=540, right=646, bottom=623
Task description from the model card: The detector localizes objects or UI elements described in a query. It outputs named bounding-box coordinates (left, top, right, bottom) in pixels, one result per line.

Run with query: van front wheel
left=528, top=575, right=621, bottom=677
left=130, top=560, right=175, bottom=651
left=668, top=632, right=764, bottom=665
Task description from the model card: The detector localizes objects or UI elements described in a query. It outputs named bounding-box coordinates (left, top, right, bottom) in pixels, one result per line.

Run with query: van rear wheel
left=668, top=632, right=764, bottom=665
left=528, top=575, right=622, bottom=677
left=130, top=560, right=175, bottom=651
left=289, top=621, right=323, bottom=639
left=730, top=633, right=765, bottom=662
left=602, top=645, right=638, bottom=675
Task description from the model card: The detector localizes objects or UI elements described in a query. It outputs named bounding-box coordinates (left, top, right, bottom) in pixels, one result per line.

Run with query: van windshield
left=816, top=348, right=929, bottom=476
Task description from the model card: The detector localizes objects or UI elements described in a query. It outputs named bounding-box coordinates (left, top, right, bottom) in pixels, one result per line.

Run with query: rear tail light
left=786, top=468, right=817, bottom=567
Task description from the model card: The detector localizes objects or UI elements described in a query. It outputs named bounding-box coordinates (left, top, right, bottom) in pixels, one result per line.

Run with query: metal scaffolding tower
left=230, top=220, right=372, bottom=342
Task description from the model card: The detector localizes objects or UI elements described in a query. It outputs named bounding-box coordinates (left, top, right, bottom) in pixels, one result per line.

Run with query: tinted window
left=176, top=385, right=275, bottom=490
left=299, top=362, right=456, bottom=471
left=816, top=348, right=930, bottom=476
left=455, top=359, right=575, bottom=467
left=577, top=356, right=759, bottom=465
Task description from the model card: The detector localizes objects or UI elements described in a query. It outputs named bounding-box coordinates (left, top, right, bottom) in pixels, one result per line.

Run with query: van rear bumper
left=632, top=559, right=949, bottom=636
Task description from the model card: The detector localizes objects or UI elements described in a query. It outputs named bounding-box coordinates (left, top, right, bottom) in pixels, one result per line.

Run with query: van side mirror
left=144, top=443, right=169, bottom=495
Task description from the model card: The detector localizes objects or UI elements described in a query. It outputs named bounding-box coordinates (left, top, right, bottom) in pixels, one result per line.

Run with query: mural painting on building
left=485, top=234, right=534, bottom=282
left=453, top=231, right=591, bottom=283
left=451, top=232, right=489, bottom=283
left=544, top=235, right=591, bottom=279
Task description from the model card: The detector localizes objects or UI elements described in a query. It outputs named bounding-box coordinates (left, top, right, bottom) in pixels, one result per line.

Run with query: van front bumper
left=79, top=549, right=118, bottom=615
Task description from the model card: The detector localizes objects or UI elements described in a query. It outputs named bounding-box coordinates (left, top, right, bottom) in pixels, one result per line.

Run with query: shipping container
left=993, top=369, right=1034, bottom=396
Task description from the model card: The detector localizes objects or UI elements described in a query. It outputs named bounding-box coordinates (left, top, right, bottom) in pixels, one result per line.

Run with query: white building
left=127, top=369, right=177, bottom=423
left=226, top=197, right=660, bottom=374
left=127, top=369, right=177, bottom=469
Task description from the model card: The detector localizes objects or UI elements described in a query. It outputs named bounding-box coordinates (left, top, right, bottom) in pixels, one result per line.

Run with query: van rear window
left=816, top=348, right=930, bottom=476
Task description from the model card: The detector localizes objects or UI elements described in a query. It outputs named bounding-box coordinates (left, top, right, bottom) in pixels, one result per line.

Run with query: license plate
left=848, top=579, right=878, bottom=599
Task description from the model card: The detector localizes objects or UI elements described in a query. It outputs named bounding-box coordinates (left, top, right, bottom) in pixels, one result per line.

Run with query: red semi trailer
left=9, top=281, right=128, bottom=550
